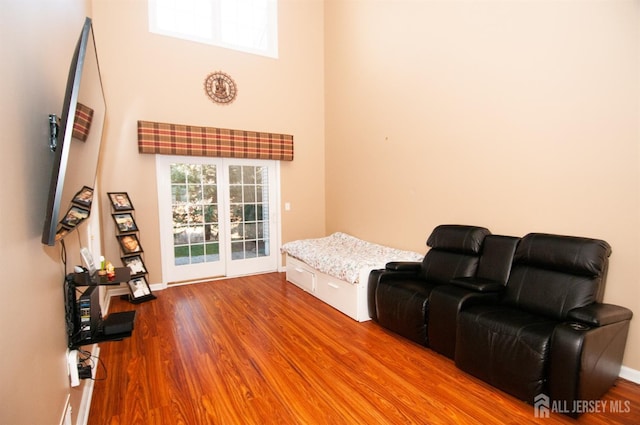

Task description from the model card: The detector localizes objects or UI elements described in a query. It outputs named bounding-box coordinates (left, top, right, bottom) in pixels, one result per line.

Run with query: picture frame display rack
left=108, top=192, right=156, bottom=304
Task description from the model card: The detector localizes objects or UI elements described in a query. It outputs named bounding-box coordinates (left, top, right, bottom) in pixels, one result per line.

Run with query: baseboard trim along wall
left=59, top=394, right=72, bottom=425
left=620, top=366, right=640, bottom=384
left=74, top=345, right=100, bottom=425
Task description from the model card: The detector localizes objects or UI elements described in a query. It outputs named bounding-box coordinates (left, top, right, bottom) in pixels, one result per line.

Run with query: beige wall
left=1, top=1, right=324, bottom=422
left=325, top=1, right=639, bottom=370
left=92, top=0, right=326, bottom=284
left=1, top=1, right=94, bottom=424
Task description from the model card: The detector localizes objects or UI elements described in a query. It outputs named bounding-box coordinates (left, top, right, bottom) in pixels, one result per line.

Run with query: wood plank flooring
left=88, top=272, right=640, bottom=424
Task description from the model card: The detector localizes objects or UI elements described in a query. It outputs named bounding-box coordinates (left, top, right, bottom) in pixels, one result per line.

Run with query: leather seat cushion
left=375, top=279, right=438, bottom=346
left=456, top=305, right=558, bottom=402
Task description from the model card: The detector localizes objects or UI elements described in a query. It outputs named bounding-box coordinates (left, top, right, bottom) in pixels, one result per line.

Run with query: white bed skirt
left=285, top=254, right=373, bottom=322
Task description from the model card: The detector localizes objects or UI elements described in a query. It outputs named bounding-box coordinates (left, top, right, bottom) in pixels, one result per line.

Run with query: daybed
left=368, top=224, right=633, bottom=417
left=281, top=232, right=423, bottom=321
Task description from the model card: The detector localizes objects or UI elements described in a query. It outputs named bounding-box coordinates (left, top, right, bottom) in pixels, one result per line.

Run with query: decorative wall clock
left=204, top=71, right=237, bottom=104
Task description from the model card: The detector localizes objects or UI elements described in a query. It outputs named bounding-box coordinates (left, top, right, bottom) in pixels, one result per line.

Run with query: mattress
left=281, top=232, right=423, bottom=284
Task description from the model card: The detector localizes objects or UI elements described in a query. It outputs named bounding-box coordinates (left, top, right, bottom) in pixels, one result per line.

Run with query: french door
left=156, top=155, right=279, bottom=283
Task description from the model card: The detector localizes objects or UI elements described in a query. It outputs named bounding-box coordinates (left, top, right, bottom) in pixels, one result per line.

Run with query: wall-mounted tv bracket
left=49, top=114, right=59, bottom=152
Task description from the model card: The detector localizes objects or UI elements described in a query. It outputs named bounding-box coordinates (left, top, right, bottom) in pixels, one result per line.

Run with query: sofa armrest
left=550, top=316, right=632, bottom=415
left=428, top=284, right=501, bottom=359
left=567, top=303, right=633, bottom=327
left=368, top=267, right=421, bottom=321
left=385, top=261, right=422, bottom=272
left=450, top=276, right=505, bottom=293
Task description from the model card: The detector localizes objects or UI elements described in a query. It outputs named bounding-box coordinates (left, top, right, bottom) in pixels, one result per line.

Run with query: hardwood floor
left=88, top=273, right=640, bottom=424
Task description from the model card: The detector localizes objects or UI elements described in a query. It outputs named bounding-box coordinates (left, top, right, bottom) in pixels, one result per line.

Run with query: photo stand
left=126, top=275, right=156, bottom=304
left=109, top=191, right=155, bottom=304
left=107, top=191, right=134, bottom=211
left=112, top=212, right=138, bottom=233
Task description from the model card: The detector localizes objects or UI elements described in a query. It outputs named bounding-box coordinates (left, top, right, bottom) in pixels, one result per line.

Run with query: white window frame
left=156, top=155, right=282, bottom=284
left=148, top=0, right=278, bottom=59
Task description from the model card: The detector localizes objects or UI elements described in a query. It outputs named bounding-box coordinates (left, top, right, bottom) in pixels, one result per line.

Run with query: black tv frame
left=42, top=18, right=93, bottom=246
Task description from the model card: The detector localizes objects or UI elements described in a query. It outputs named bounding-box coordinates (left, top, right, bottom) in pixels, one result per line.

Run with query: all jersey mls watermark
left=534, top=394, right=631, bottom=418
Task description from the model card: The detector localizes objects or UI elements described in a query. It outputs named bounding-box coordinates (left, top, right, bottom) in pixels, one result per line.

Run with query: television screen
left=42, top=17, right=106, bottom=246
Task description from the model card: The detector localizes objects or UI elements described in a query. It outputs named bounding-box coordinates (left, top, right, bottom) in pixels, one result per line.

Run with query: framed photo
left=108, top=192, right=134, bottom=211
left=72, top=186, right=93, bottom=208
left=127, top=276, right=152, bottom=300
left=55, top=226, right=71, bottom=242
left=117, top=234, right=143, bottom=255
left=122, top=254, right=147, bottom=276
left=60, top=205, right=90, bottom=228
left=112, top=212, right=138, bottom=233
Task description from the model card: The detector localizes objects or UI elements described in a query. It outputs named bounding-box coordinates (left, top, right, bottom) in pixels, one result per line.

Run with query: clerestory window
left=148, top=0, right=278, bottom=58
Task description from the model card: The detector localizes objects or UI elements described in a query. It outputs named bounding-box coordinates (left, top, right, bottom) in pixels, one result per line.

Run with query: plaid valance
left=137, top=120, right=294, bottom=161
left=72, top=103, right=94, bottom=142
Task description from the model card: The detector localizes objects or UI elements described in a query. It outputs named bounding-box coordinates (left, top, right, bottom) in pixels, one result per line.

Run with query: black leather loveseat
left=368, top=225, right=633, bottom=417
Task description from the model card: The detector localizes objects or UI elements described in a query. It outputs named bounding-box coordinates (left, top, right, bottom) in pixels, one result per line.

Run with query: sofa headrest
left=427, top=225, right=491, bottom=254
left=514, top=233, right=611, bottom=277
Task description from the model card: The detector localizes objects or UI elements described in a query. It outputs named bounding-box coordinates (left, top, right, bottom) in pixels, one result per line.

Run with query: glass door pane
left=171, top=163, right=220, bottom=265
left=225, top=160, right=278, bottom=276
left=157, top=156, right=226, bottom=283
left=228, top=165, right=270, bottom=259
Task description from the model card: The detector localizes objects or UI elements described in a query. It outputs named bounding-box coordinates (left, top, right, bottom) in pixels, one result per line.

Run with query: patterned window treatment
left=72, top=103, right=94, bottom=142
left=137, top=120, right=294, bottom=161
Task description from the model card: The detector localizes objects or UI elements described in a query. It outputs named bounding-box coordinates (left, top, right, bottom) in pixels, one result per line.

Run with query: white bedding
left=281, top=232, right=423, bottom=284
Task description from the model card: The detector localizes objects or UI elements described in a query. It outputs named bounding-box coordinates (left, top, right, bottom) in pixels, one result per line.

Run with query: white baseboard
left=59, top=394, right=72, bottom=425
left=75, top=345, right=100, bottom=425
left=620, top=366, right=640, bottom=384
left=105, top=282, right=165, bottom=305
left=150, top=282, right=167, bottom=291
left=105, top=286, right=130, bottom=301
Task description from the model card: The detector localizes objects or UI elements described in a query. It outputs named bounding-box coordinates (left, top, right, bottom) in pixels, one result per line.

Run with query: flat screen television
left=42, top=17, right=106, bottom=246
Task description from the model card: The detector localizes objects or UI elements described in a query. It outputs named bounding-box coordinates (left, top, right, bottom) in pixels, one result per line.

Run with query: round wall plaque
left=204, top=71, right=237, bottom=104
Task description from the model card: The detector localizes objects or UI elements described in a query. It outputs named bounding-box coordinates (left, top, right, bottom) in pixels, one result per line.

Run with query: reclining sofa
left=368, top=225, right=633, bottom=417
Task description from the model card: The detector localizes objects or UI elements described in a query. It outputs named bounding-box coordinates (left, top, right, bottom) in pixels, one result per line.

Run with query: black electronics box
left=77, top=286, right=101, bottom=341
left=102, top=311, right=136, bottom=335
